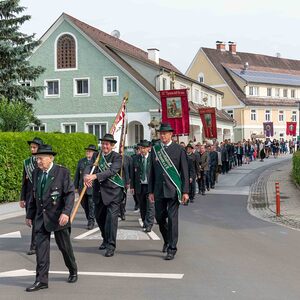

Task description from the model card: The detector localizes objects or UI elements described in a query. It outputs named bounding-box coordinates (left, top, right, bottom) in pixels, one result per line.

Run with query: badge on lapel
left=50, top=190, right=60, bottom=205
left=107, top=162, right=112, bottom=167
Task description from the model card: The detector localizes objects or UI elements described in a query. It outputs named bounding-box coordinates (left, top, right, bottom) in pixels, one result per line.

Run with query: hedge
left=292, top=150, right=300, bottom=185
left=0, top=132, right=97, bottom=203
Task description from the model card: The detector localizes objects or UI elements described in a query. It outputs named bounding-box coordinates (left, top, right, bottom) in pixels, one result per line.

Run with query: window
left=283, top=89, right=288, bottom=97
left=162, top=78, right=167, bottom=90
left=87, top=123, right=107, bottom=140
left=45, top=80, right=60, bottom=97
left=194, top=89, right=200, bottom=103
left=291, top=89, right=296, bottom=98
left=279, top=110, right=284, bottom=122
left=249, top=86, right=259, bottom=96
left=135, top=124, right=144, bottom=144
left=226, top=110, right=234, bottom=118
left=74, top=78, right=89, bottom=96
left=103, top=76, right=118, bottom=95
left=250, top=109, right=257, bottom=121
left=265, top=109, right=271, bottom=121
left=267, top=88, right=272, bottom=97
left=275, top=88, right=280, bottom=97
left=29, top=124, right=46, bottom=132
left=20, top=81, right=31, bottom=87
left=198, top=73, right=204, bottom=83
left=62, top=123, right=77, bottom=133
left=56, top=34, right=76, bottom=69
left=292, top=111, right=297, bottom=122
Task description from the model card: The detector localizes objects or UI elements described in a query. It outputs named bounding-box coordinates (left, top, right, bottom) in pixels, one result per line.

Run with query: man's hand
left=19, top=200, right=25, bottom=209
left=189, top=178, right=193, bottom=183
left=130, top=188, right=135, bottom=195
left=181, top=193, right=189, bottom=204
left=26, top=219, right=32, bottom=228
left=149, top=193, right=155, bottom=203
left=59, top=214, right=69, bottom=226
left=84, top=174, right=97, bottom=188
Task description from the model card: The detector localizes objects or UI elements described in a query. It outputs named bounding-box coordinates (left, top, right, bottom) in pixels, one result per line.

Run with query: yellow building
left=186, top=42, right=300, bottom=141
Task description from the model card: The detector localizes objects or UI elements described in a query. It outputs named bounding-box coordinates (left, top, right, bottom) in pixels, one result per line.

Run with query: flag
left=198, top=107, right=217, bottom=139
left=160, top=89, right=190, bottom=136
left=286, top=122, right=297, bottom=136
left=263, top=122, right=274, bottom=137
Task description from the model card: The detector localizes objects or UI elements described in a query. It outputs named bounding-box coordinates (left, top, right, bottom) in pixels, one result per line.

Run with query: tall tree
left=0, top=0, right=45, bottom=102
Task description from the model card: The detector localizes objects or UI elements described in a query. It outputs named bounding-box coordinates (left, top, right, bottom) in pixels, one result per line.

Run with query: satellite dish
left=111, top=30, right=120, bottom=39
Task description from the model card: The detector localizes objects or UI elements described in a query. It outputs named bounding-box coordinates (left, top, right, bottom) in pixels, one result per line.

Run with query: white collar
left=142, top=153, right=149, bottom=159
left=44, top=162, right=53, bottom=174
left=162, top=140, right=172, bottom=147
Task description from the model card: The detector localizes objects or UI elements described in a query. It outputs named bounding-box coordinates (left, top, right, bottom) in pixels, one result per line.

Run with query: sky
left=20, top=0, right=300, bottom=73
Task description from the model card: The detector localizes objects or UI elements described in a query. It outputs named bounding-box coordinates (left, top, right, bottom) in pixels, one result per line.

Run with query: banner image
left=286, top=122, right=297, bottom=136
left=198, top=107, right=217, bottom=139
left=160, top=89, right=189, bottom=135
left=263, top=122, right=274, bottom=137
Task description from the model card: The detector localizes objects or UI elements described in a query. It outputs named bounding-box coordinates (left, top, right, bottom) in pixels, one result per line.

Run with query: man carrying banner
left=148, top=123, right=189, bottom=261
left=20, top=137, right=44, bottom=255
left=84, top=133, right=123, bottom=258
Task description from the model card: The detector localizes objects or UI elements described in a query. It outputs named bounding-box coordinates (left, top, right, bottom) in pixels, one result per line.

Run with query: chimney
left=216, top=41, right=226, bottom=52
left=228, top=41, right=237, bottom=54
left=147, top=48, right=160, bottom=64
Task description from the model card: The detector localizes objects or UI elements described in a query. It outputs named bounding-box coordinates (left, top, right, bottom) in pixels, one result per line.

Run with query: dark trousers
left=209, top=166, right=216, bottom=188
left=35, top=225, right=77, bottom=284
left=120, top=192, right=127, bottom=219
left=198, top=171, right=206, bottom=193
left=133, top=194, right=139, bottom=209
left=155, top=196, right=179, bottom=252
left=222, top=161, right=229, bottom=174
left=81, top=194, right=95, bottom=222
left=237, top=154, right=243, bottom=166
left=94, top=194, right=120, bottom=250
left=26, top=205, right=36, bottom=250
left=206, top=170, right=210, bottom=189
left=136, top=184, right=154, bottom=228
left=189, top=178, right=196, bottom=200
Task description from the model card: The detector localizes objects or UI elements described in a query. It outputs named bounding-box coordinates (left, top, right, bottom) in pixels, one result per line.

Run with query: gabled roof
left=202, top=47, right=300, bottom=106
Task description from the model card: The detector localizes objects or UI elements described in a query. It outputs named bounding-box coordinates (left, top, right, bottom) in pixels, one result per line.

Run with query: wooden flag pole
left=70, top=92, right=129, bottom=223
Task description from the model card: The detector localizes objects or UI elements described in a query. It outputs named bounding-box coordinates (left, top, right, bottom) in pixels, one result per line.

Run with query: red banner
left=160, top=89, right=189, bottom=135
left=286, top=122, right=297, bottom=136
left=199, top=107, right=217, bottom=139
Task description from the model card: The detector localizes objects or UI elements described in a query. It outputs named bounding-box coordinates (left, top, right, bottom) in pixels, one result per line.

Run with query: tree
left=0, top=97, right=40, bottom=131
left=0, top=0, right=45, bottom=102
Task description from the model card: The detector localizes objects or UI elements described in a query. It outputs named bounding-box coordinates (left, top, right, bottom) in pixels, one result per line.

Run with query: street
left=0, top=156, right=300, bottom=300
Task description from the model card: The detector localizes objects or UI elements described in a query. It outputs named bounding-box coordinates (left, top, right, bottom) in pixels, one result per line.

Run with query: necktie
left=141, top=156, right=146, bottom=181
left=41, top=172, right=47, bottom=196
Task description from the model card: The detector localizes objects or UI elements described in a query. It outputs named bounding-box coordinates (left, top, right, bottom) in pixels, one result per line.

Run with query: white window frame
left=29, top=123, right=47, bottom=132
left=84, top=122, right=108, bottom=140
left=291, top=89, right=296, bottom=98
left=226, top=110, right=234, bottom=118
left=275, top=88, right=280, bottom=97
left=249, top=86, right=259, bottom=96
left=44, top=79, right=60, bottom=98
left=73, top=77, right=90, bottom=97
left=292, top=111, right=297, bottom=122
left=250, top=109, right=257, bottom=121
left=198, top=72, right=204, bottom=83
left=162, top=77, right=167, bottom=90
left=283, top=89, right=288, bottom=98
left=103, top=76, right=119, bottom=96
left=61, top=122, right=77, bottom=133
left=278, top=110, right=284, bottom=122
left=267, top=87, right=272, bottom=97
left=265, top=109, right=271, bottom=121
left=54, top=32, right=78, bottom=72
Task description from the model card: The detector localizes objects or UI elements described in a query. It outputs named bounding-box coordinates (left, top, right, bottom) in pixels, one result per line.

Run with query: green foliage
left=0, top=97, right=40, bottom=131
left=292, top=151, right=300, bottom=185
left=0, top=0, right=45, bottom=101
left=0, top=132, right=97, bottom=202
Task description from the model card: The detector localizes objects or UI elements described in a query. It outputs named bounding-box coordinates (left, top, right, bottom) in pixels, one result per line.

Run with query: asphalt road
left=0, top=157, right=299, bottom=300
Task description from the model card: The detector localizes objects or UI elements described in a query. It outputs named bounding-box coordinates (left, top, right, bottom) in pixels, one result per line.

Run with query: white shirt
left=43, top=162, right=53, bottom=179
left=162, top=140, right=172, bottom=147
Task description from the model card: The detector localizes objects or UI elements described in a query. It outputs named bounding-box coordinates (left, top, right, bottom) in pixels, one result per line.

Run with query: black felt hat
left=27, top=137, right=43, bottom=146
left=139, top=139, right=151, bottom=147
left=84, top=144, right=98, bottom=151
left=33, top=144, right=57, bottom=156
left=157, top=122, right=174, bottom=132
left=186, top=143, right=194, bottom=149
left=99, top=133, right=117, bottom=144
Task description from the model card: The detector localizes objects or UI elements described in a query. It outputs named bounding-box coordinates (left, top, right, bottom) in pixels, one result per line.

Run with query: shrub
left=292, top=151, right=300, bottom=186
left=0, top=132, right=97, bottom=202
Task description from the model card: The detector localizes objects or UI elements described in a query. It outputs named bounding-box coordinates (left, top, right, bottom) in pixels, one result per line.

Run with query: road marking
left=74, top=227, right=100, bottom=240
left=0, top=269, right=184, bottom=280
left=0, top=231, right=21, bottom=238
left=138, top=218, right=160, bottom=240
left=0, top=211, right=25, bottom=221
left=208, top=187, right=250, bottom=196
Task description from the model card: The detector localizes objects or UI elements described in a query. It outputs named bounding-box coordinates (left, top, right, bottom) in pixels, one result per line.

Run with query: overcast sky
left=20, top=0, right=300, bottom=73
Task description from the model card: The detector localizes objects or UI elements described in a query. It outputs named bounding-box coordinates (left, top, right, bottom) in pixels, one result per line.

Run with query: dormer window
left=56, top=34, right=76, bottom=69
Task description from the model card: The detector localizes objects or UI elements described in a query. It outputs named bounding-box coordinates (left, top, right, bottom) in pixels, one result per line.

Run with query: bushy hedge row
left=292, top=151, right=300, bottom=186
left=0, top=132, right=97, bottom=203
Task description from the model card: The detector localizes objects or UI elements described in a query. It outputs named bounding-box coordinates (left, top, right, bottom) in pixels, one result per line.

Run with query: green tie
left=41, top=172, right=47, bottom=196
left=141, top=156, right=146, bottom=181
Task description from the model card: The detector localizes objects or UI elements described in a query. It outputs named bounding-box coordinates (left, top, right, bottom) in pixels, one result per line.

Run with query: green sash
left=24, top=157, right=35, bottom=183
left=98, top=154, right=124, bottom=188
left=153, top=143, right=182, bottom=203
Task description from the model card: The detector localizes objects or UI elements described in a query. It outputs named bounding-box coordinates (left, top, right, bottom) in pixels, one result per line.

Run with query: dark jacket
left=221, top=146, right=229, bottom=161
left=26, top=164, right=75, bottom=232
left=148, top=142, right=189, bottom=199
left=74, top=157, right=95, bottom=195
left=209, top=151, right=218, bottom=168
left=198, top=151, right=209, bottom=171
left=131, top=153, right=151, bottom=194
left=187, top=152, right=198, bottom=179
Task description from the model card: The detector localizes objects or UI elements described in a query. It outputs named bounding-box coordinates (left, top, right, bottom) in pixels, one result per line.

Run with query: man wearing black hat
left=131, top=140, right=154, bottom=232
left=25, top=144, right=78, bottom=292
left=84, top=133, right=123, bottom=258
left=74, top=144, right=98, bottom=230
left=148, top=123, right=189, bottom=260
left=130, top=144, right=141, bottom=211
left=20, top=137, right=43, bottom=255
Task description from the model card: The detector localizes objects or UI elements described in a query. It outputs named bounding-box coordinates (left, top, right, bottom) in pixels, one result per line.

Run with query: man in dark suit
left=148, top=123, right=189, bottom=260
left=25, top=144, right=78, bottom=292
left=197, top=145, right=209, bottom=195
left=131, top=140, right=154, bottom=232
left=208, top=145, right=218, bottom=189
left=130, top=145, right=141, bottom=211
left=74, top=144, right=98, bottom=230
left=84, top=134, right=123, bottom=258
left=186, top=143, right=198, bottom=203
left=20, top=137, right=43, bottom=255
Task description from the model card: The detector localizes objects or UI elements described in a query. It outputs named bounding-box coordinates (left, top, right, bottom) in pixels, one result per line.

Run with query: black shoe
left=211, top=186, right=215, bottom=189
left=145, top=226, right=152, bottom=233
left=207, top=187, right=210, bottom=191
left=26, top=249, right=36, bottom=255
left=165, top=252, right=175, bottom=260
left=202, top=192, right=205, bottom=195
left=67, top=273, right=78, bottom=283
left=162, top=243, right=168, bottom=253
left=98, top=242, right=106, bottom=250
left=120, top=214, right=126, bottom=221
left=87, top=222, right=94, bottom=230
left=190, top=199, right=194, bottom=203
left=105, top=249, right=115, bottom=257
left=26, top=282, right=48, bottom=292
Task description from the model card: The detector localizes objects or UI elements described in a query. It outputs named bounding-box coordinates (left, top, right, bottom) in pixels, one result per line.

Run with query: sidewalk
left=0, top=201, right=25, bottom=221
left=248, top=159, right=300, bottom=230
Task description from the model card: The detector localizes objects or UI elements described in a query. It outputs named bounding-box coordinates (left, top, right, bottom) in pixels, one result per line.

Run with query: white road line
left=0, top=269, right=184, bottom=280
left=74, top=227, right=100, bottom=240
left=0, top=231, right=21, bottom=238
left=0, top=211, right=25, bottom=221
left=138, top=218, right=160, bottom=240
